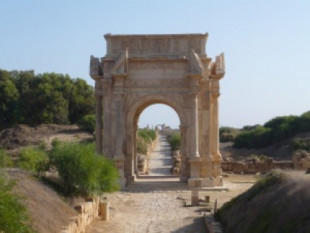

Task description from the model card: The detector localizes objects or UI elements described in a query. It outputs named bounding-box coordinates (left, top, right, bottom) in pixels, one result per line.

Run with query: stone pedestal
left=99, top=201, right=109, bottom=221
left=201, top=178, right=215, bottom=187
left=188, top=158, right=202, bottom=188
left=191, top=190, right=200, bottom=206
left=214, top=176, right=223, bottom=186
left=114, top=157, right=126, bottom=188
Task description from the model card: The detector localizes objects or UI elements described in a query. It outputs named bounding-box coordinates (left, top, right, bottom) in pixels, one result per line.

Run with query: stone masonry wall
left=221, top=161, right=293, bottom=174
left=60, top=197, right=99, bottom=233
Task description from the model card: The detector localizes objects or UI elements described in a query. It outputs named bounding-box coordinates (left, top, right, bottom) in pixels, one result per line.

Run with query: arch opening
left=136, top=104, right=181, bottom=178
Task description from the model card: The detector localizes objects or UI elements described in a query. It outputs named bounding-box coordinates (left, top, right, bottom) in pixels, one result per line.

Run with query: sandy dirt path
left=86, top=174, right=257, bottom=233
left=148, top=134, right=174, bottom=176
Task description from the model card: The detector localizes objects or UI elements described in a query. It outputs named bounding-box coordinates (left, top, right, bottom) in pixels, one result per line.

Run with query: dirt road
left=86, top=174, right=257, bottom=233
left=87, top=133, right=258, bottom=233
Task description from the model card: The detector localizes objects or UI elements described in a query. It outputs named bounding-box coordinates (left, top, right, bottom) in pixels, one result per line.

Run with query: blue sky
left=1, top=0, right=309, bottom=128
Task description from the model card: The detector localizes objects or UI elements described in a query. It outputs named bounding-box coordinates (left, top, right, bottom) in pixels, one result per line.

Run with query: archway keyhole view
left=136, top=104, right=181, bottom=178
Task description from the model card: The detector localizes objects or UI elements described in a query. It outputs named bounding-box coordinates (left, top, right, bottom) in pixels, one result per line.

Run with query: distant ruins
left=90, top=33, right=225, bottom=188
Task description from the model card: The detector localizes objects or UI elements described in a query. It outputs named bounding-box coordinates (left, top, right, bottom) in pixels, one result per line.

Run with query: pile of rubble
left=171, top=150, right=181, bottom=175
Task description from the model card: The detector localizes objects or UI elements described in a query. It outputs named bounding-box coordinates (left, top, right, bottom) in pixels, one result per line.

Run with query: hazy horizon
left=1, top=0, right=309, bottom=128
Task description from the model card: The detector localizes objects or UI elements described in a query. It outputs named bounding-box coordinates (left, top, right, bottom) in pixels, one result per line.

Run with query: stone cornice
left=104, top=33, right=208, bottom=39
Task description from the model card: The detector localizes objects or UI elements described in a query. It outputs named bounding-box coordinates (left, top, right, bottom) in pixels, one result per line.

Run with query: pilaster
left=187, top=74, right=202, bottom=188
left=113, top=74, right=127, bottom=188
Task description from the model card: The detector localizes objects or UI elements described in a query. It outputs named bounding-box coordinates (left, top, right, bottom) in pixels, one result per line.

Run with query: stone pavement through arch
left=148, top=134, right=174, bottom=176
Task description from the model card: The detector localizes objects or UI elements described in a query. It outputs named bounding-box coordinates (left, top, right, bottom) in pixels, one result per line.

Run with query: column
left=179, top=125, right=189, bottom=182
left=207, top=93, right=214, bottom=160
left=188, top=92, right=202, bottom=188
left=191, top=93, right=200, bottom=160
left=95, top=94, right=103, bottom=154
left=211, top=93, right=222, bottom=184
left=113, top=74, right=126, bottom=188
left=114, top=94, right=124, bottom=158
left=212, top=93, right=221, bottom=161
left=113, top=92, right=126, bottom=188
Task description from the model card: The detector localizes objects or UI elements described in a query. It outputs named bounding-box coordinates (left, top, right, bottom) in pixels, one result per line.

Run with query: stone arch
left=90, top=33, right=226, bottom=188
left=125, top=94, right=188, bottom=183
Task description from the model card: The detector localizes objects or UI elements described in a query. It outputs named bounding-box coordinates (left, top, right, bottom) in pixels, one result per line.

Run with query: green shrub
left=300, top=111, right=310, bottom=132
left=0, top=173, right=35, bottom=233
left=51, top=138, right=61, bottom=148
left=264, top=115, right=300, bottom=142
left=167, top=132, right=181, bottom=151
left=136, top=129, right=157, bottom=155
left=290, top=138, right=310, bottom=151
left=137, top=136, right=148, bottom=155
left=78, top=114, right=95, bottom=133
left=18, top=147, right=49, bottom=176
left=51, top=142, right=119, bottom=196
left=0, top=149, right=13, bottom=168
left=138, top=129, right=156, bottom=143
left=220, top=127, right=239, bottom=142
left=234, top=126, right=272, bottom=148
left=233, top=111, right=310, bottom=149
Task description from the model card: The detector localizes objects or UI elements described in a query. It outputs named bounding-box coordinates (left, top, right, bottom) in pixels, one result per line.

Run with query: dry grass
left=216, top=170, right=310, bottom=233
left=6, top=169, right=78, bottom=233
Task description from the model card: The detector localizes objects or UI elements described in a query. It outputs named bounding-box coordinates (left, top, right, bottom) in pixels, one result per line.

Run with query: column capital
left=209, top=92, right=220, bottom=103
left=212, top=92, right=220, bottom=98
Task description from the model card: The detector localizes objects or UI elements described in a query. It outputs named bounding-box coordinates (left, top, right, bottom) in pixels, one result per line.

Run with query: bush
left=138, top=129, right=156, bottom=143
left=233, top=111, right=310, bottom=149
left=18, top=147, right=49, bottom=176
left=0, top=173, right=35, bottom=233
left=0, top=149, right=14, bottom=168
left=234, top=126, right=272, bottom=148
left=51, top=142, right=119, bottom=196
left=136, top=129, right=157, bottom=155
left=167, top=132, right=181, bottom=151
left=137, top=136, right=148, bottom=155
left=220, top=127, right=239, bottom=142
left=290, top=138, right=310, bottom=152
left=300, top=111, right=310, bottom=132
left=264, top=115, right=300, bottom=142
left=78, top=114, right=95, bottom=133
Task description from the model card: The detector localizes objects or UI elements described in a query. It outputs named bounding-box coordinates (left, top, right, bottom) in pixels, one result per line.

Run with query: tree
left=0, top=71, right=20, bottom=129
left=78, top=114, right=95, bottom=133
left=0, top=69, right=95, bottom=128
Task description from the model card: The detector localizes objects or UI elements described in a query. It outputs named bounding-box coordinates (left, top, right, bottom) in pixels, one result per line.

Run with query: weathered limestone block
left=293, top=150, right=310, bottom=169
left=232, top=162, right=247, bottom=174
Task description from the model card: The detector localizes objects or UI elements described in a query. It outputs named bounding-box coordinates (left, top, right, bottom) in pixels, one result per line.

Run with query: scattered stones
left=171, top=150, right=181, bottom=175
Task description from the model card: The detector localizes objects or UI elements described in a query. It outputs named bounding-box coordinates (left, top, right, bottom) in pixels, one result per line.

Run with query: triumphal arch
left=90, top=33, right=225, bottom=188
